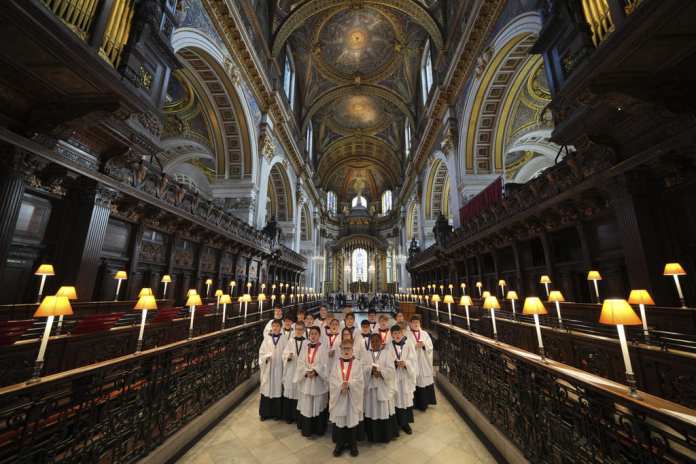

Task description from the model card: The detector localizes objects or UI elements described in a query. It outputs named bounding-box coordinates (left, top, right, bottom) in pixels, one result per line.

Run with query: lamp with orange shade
left=482, top=290, right=491, bottom=299
left=219, top=294, right=232, bottom=329
left=663, top=262, right=687, bottom=308
left=587, top=271, right=602, bottom=302
left=548, top=290, right=565, bottom=329
left=599, top=299, right=642, bottom=396
left=34, top=264, right=55, bottom=303
left=186, top=293, right=203, bottom=339
left=30, top=295, right=73, bottom=381
left=54, top=286, right=77, bottom=335
left=460, top=295, right=473, bottom=332
left=506, top=291, right=519, bottom=317
left=628, top=290, right=655, bottom=339
left=523, top=297, right=548, bottom=361
left=114, top=271, right=127, bottom=301
left=431, top=294, right=441, bottom=320
left=443, top=294, right=455, bottom=323
left=539, top=275, right=551, bottom=298
left=134, top=295, right=157, bottom=353
left=483, top=296, right=501, bottom=342
left=138, top=288, right=153, bottom=298
left=161, top=275, right=172, bottom=299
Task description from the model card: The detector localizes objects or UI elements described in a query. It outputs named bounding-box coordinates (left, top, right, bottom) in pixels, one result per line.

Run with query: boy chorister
left=317, top=305, right=329, bottom=326
left=259, top=319, right=287, bottom=420
left=282, top=315, right=294, bottom=341
left=355, top=319, right=372, bottom=361
left=323, top=318, right=341, bottom=365
left=367, top=309, right=378, bottom=333
left=294, top=326, right=329, bottom=436
left=390, top=324, right=417, bottom=434
left=329, top=341, right=364, bottom=457
left=263, top=306, right=285, bottom=335
left=408, top=315, right=437, bottom=411
left=363, top=333, right=399, bottom=443
left=376, top=314, right=391, bottom=347
left=343, top=312, right=357, bottom=336
left=282, top=320, right=306, bottom=424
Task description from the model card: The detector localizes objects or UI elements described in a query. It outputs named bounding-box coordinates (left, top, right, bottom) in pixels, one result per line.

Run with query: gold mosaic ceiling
left=273, top=1, right=442, bottom=202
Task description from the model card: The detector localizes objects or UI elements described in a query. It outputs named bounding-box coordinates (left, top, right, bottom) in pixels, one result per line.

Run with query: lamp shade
left=587, top=270, right=602, bottom=281
left=539, top=275, right=551, bottom=284
left=460, top=295, right=473, bottom=306
left=56, top=286, right=77, bottom=300
left=483, top=296, right=501, bottom=310
left=460, top=283, right=466, bottom=288
left=114, top=271, right=127, bottom=280
left=229, top=281, right=236, bottom=287
left=663, top=263, right=686, bottom=276
left=205, top=278, right=213, bottom=285
left=475, top=281, right=482, bottom=288
left=498, top=279, right=506, bottom=286
left=34, top=295, right=73, bottom=317
left=443, top=295, right=455, bottom=305
left=522, top=297, right=548, bottom=315
left=431, top=294, right=441, bottom=303
left=187, top=289, right=198, bottom=297
left=627, top=290, right=655, bottom=306
left=138, top=288, right=154, bottom=298
left=215, top=289, right=223, bottom=297
left=161, top=275, right=172, bottom=283
left=219, top=294, right=232, bottom=305
left=134, top=295, right=157, bottom=311
left=258, top=293, right=267, bottom=301
left=506, top=291, right=519, bottom=300
left=35, top=264, right=55, bottom=276
left=482, top=291, right=491, bottom=299
left=548, top=291, right=565, bottom=303
left=599, top=299, right=642, bottom=326
left=243, top=293, right=252, bottom=302
left=186, top=294, right=203, bottom=307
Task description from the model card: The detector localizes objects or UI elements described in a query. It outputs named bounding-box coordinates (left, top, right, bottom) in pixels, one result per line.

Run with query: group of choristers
left=258, top=305, right=435, bottom=458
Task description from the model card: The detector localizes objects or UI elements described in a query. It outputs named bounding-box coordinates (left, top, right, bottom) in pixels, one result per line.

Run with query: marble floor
left=178, top=385, right=499, bottom=464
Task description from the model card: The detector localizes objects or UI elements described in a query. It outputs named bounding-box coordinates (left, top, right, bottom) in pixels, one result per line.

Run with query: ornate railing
left=0, top=319, right=265, bottom=463
left=435, top=322, right=696, bottom=463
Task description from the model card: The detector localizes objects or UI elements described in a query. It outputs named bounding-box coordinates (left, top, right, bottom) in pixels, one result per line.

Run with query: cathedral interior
left=0, top=0, right=695, bottom=462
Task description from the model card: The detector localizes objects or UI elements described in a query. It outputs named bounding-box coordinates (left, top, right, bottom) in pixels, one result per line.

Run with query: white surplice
left=389, top=338, right=417, bottom=409
left=363, top=348, right=396, bottom=420
left=329, top=357, right=364, bottom=428
left=407, top=328, right=434, bottom=388
left=282, top=336, right=306, bottom=400
left=259, top=333, right=287, bottom=398
left=353, top=332, right=372, bottom=362
left=294, top=342, right=329, bottom=417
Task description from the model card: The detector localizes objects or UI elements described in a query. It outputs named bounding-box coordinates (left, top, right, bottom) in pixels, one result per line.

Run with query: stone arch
left=267, top=162, right=294, bottom=222
left=171, top=28, right=257, bottom=180
left=457, top=12, right=545, bottom=178
left=405, top=200, right=419, bottom=242
left=300, top=203, right=312, bottom=241
left=423, top=157, right=452, bottom=221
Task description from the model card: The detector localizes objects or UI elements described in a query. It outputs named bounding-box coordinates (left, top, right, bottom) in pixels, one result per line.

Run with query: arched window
left=327, top=191, right=337, bottom=216
left=306, top=122, right=313, bottom=161
left=381, top=190, right=393, bottom=215
left=351, top=248, right=367, bottom=282
left=283, top=47, right=296, bottom=110
left=351, top=195, right=367, bottom=209
left=420, top=39, right=434, bottom=105
left=404, top=122, right=412, bottom=158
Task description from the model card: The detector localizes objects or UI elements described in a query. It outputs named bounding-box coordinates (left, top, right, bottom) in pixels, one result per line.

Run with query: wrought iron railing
left=435, top=322, right=696, bottom=463
left=0, top=319, right=265, bottom=463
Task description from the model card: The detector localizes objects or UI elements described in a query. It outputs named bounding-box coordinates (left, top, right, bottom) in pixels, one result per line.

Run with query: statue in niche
left=262, top=215, right=281, bottom=247
left=433, top=214, right=453, bottom=248
left=408, top=238, right=420, bottom=258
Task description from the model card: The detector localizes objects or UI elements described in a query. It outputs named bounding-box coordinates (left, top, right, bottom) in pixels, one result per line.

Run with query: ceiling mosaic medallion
left=328, top=93, right=391, bottom=133
left=314, top=7, right=402, bottom=83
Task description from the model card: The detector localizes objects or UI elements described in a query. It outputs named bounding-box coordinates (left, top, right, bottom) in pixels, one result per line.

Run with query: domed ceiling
left=272, top=0, right=444, bottom=204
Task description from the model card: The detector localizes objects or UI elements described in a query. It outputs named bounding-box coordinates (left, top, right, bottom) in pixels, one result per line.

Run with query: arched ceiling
left=273, top=1, right=441, bottom=202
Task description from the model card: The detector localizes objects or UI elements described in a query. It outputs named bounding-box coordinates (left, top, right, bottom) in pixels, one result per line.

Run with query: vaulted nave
left=0, top=0, right=695, bottom=463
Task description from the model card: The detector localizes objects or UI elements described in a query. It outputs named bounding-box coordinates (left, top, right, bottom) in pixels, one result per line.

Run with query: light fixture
left=30, top=295, right=73, bottom=381
left=258, top=293, right=267, bottom=316
left=587, top=270, right=602, bottom=302
left=134, top=295, right=157, bottom=352
left=506, top=291, right=519, bottom=317
left=229, top=280, right=237, bottom=296
left=138, top=287, right=153, bottom=298
left=242, top=293, right=252, bottom=320
left=219, top=294, right=232, bottom=329
left=476, top=281, right=482, bottom=297
left=54, top=286, right=77, bottom=335
left=460, top=295, right=473, bottom=331
left=539, top=275, right=551, bottom=298
left=548, top=290, right=565, bottom=329
left=599, top=299, right=642, bottom=396
left=187, top=288, right=198, bottom=297
left=482, top=290, right=491, bottom=299
left=114, top=271, right=127, bottom=301
left=460, top=282, right=466, bottom=296
left=205, top=278, right=213, bottom=297
left=186, top=293, right=203, bottom=339
left=483, top=296, right=501, bottom=342
left=34, top=264, right=55, bottom=303
left=498, top=279, right=506, bottom=298
left=523, top=297, right=548, bottom=361
left=431, top=294, right=441, bottom=320
left=663, top=262, right=687, bottom=308
left=215, top=289, right=223, bottom=310
left=443, top=294, right=455, bottom=323
left=161, top=275, right=172, bottom=299
left=628, top=289, right=655, bottom=339
left=448, top=284, right=453, bottom=294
